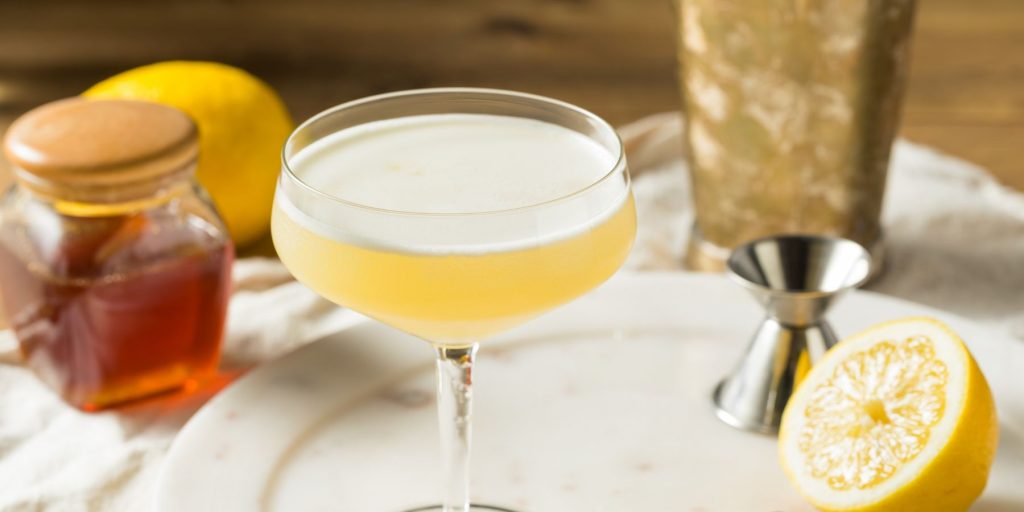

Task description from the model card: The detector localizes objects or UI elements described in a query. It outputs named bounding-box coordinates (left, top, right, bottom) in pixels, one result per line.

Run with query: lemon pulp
left=798, top=335, right=948, bottom=490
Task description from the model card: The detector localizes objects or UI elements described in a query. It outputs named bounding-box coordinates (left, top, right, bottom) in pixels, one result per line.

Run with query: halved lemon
left=779, top=317, right=998, bottom=512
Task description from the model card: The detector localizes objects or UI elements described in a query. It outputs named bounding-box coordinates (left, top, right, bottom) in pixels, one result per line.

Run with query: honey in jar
left=0, top=98, right=234, bottom=410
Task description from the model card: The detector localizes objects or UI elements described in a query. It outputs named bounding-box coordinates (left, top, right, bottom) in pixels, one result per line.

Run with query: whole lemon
left=84, top=61, right=293, bottom=247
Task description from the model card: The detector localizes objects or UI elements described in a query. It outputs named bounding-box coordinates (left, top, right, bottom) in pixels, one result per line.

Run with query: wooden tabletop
left=0, top=0, right=1021, bottom=191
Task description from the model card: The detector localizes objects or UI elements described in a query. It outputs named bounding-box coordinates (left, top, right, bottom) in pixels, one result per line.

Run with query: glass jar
left=674, top=0, right=917, bottom=272
left=0, top=98, right=234, bottom=411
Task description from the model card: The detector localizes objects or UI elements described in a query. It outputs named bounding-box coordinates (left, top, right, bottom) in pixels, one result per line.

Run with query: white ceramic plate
left=156, top=273, right=1024, bottom=512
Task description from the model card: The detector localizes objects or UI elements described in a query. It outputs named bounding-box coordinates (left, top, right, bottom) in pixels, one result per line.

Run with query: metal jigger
left=713, top=235, right=872, bottom=435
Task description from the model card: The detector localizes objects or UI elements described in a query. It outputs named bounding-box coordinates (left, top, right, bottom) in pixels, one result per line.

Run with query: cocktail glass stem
left=435, top=343, right=479, bottom=512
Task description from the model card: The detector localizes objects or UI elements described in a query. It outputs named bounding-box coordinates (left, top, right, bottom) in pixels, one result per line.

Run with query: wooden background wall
left=1, top=0, right=1022, bottom=188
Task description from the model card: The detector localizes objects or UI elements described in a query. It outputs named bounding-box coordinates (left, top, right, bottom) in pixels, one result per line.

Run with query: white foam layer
left=278, top=114, right=628, bottom=254
left=292, top=114, right=616, bottom=213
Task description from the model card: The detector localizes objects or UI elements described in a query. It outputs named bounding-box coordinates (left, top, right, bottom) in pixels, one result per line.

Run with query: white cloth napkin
left=1, top=112, right=1022, bottom=510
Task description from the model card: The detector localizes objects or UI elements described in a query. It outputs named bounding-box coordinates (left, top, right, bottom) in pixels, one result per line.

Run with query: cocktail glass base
left=404, top=506, right=519, bottom=512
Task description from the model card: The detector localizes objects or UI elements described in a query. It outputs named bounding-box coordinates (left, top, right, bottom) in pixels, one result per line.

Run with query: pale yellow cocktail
left=273, top=113, right=635, bottom=344
left=271, top=90, right=635, bottom=512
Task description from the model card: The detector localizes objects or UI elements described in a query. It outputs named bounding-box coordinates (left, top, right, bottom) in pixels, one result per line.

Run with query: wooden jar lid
left=3, top=98, right=197, bottom=196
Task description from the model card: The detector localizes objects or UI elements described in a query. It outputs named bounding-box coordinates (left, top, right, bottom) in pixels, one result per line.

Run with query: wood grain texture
left=0, top=0, right=1020, bottom=189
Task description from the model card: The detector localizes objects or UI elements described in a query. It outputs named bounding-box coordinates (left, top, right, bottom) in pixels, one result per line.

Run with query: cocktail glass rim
left=280, top=87, right=626, bottom=217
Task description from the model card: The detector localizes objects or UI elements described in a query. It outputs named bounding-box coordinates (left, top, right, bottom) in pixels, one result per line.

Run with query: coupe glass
left=272, top=88, right=636, bottom=512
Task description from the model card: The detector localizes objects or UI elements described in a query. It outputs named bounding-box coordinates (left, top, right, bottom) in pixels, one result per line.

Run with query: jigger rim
left=725, top=234, right=872, bottom=299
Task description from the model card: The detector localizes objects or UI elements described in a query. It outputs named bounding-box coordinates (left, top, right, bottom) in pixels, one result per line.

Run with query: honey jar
left=0, top=98, right=234, bottom=410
